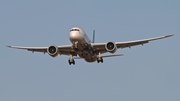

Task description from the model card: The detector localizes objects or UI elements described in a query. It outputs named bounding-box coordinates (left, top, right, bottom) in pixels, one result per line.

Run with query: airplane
left=8, top=27, right=173, bottom=65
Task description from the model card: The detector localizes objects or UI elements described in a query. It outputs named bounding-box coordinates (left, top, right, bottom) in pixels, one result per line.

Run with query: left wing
left=91, top=34, right=173, bottom=53
left=7, top=45, right=77, bottom=56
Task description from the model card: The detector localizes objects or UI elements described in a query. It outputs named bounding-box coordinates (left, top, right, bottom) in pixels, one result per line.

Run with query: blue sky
left=0, top=0, right=180, bottom=101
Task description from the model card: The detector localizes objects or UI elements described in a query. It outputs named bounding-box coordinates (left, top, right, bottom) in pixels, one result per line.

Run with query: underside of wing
left=91, top=34, right=173, bottom=54
left=7, top=45, right=77, bottom=56
left=7, top=46, right=48, bottom=52
left=116, top=34, right=173, bottom=48
left=57, top=45, right=77, bottom=56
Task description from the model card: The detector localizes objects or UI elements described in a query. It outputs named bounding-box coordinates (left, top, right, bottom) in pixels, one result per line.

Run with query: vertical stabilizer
left=92, top=30, right=95, bottom=43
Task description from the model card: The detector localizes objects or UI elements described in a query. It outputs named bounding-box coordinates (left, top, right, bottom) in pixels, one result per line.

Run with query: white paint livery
left=8, top=27, right=173, bottom=65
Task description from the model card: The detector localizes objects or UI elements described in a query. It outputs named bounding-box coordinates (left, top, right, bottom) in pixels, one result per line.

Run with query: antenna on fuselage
left=92, top=30, right=95, bottom=43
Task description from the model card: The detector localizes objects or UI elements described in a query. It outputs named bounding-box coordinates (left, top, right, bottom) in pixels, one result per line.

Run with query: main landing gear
left=97, top=57, right=103, bottom=63
left=68, top=59, right=75, bottom=65
left=68, top=54, right=75, bottom=65
left=97, top=52, right=103, bottom=63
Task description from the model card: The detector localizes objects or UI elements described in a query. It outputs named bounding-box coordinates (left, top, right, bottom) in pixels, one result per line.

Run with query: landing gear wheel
left=68, top=60, right=71, bottom=65
left=101, top=58, right=103, bottom=63
left=97, top=57, right=103, bottom=63
left=72, top=60, right=75, bottom=65
left=68, top=59, right=75, bottom=65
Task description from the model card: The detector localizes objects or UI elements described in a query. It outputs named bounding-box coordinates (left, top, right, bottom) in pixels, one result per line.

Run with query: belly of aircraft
left=76, top=50, right=97, bottom=62
left=74, top=40, right=97, bottom=62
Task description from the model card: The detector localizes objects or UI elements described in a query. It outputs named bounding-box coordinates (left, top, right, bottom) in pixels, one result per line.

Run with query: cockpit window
left=70, top=29, right=79, bottom=32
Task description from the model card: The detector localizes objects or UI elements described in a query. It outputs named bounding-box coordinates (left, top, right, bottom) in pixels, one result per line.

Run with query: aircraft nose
left=69, top=31, right=82, bottom=42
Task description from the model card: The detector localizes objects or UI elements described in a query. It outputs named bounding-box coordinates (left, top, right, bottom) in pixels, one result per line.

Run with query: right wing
left=7, top=45, right=77, bottom=56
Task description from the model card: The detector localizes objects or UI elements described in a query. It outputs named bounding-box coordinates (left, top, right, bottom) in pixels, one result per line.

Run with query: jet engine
left=47, top=45, right=59, bottom=57
left=105, top=42, right=117, bottom=53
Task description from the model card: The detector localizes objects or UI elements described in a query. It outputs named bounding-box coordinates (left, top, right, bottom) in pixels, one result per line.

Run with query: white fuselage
left=69, top=27, right=97, bottom=62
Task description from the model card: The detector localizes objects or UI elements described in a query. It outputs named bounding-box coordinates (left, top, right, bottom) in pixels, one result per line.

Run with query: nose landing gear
left=73, top=41, right=78, bottom=49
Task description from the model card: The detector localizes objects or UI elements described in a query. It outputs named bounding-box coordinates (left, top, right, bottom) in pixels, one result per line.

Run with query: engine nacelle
left=105, top=42, right=117, bottom=53
left=47, top=45, right=58, bottom=57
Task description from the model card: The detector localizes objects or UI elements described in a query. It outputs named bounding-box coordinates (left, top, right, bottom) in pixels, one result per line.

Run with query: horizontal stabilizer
left=102, top=54, right=123, bottom=58
left=73, top=57, right=82, bottom=59
left=73, top=54, right=123, bottom=59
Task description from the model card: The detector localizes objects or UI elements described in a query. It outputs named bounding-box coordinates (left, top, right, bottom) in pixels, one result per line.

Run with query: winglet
left=7, top=46, right=12, bottom=48
left=165, top=34, right=174, bottom=38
